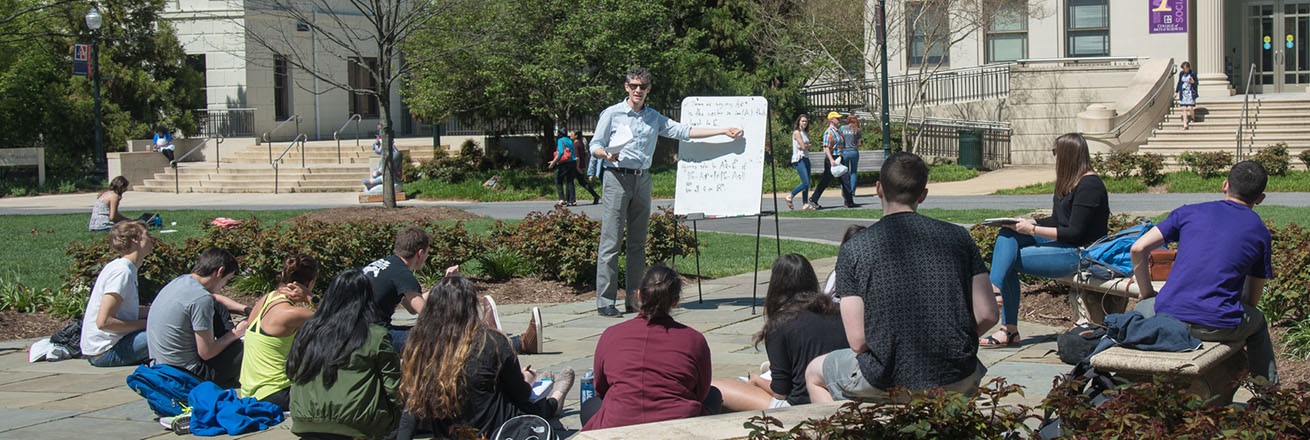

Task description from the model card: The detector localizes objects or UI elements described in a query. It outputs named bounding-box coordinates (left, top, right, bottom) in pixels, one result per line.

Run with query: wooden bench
left=806, top=149, right=885, bottom=174
left=1054, top=272, right=1165, bottom=325
left=1090, top=341, right=1246, bottom=403
left=0, top=147, right=45, bottom=185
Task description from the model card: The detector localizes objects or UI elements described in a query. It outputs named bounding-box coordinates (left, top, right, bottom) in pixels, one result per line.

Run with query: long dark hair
left=638, top=265, right=682, bottom=318
left=400, top=276, right=486, bottom=421
left=754, top=254, right=836, bottom=347
left=1053, top=133, right=1094, bottom=199
left=286, top=269, right=379, bottom=388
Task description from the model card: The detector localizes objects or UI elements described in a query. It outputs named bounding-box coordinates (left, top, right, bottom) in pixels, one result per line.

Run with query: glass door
left=1249, top=0, right=1310, bottom=92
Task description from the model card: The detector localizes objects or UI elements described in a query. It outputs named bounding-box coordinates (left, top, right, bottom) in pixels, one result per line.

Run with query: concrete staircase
left=135, top=138, right=439, bottom=193
left=1140, top=96, right=1310, bottom=164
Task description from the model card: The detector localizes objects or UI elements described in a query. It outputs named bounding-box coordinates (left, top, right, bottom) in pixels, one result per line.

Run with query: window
left=1067, top=0, right=1109, bottom=57
left=185, top=54, right=207, bottom=110
left=906, top=2, right=950, bottom=67
left=348, top=57, right=379, bottom=118
left=986, top=3, right=1028, bottom=63
left=273, top=54, right=292, bottom=121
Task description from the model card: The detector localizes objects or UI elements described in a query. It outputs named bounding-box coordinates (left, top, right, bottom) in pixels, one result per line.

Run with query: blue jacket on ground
left=187, top=381, right=284, bottom=436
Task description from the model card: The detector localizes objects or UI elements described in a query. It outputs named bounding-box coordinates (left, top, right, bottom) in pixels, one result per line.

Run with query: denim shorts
left=822, top=348, right=987, bottom=402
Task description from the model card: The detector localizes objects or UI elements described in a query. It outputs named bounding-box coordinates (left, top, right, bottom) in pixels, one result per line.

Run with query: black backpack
left=1056, top=323, right=1106, bottom=365
left=492, top=415, right=553, bottom=440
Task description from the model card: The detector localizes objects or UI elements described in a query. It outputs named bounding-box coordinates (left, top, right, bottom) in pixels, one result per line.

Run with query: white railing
left=1237, top=63, right=1258, bottom=159
left=334, top=113, right=363, bottom=164
left=271, top=133, right=308, bottom=194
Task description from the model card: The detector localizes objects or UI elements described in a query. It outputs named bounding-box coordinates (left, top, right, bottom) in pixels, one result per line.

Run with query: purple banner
left=1149, top=0, right=1187, bottom=34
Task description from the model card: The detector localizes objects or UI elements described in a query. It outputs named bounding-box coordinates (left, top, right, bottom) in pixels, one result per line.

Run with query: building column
left=1197, top=0, right=1234, bottom=97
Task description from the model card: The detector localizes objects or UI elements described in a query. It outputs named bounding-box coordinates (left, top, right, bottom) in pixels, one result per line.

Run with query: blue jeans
left=389, top=325, right=411, bottom=352
left=87, top=330, right=148, bottom=367
left=990, top=229, right=1080, bottom=326
left=790, top=159, right=811, bottom=202
left=842, top=150, right=859, bottom=194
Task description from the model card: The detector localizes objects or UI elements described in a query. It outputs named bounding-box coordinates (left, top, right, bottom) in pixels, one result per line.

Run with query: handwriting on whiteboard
left=675, top=96, right=768, bottom=218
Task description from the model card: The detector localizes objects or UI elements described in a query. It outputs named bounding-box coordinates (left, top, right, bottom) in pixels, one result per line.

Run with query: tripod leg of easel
left=752, top=213, right=762, bottom=315
left=694, top=220, right=702, bottom=304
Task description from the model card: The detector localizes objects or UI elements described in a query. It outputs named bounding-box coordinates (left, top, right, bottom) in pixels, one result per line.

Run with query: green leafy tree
left=0, top=0, right=201, bottom=177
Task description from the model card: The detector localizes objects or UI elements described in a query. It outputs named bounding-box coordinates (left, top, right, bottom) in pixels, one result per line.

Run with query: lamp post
left=877, top=0, right=891, bottom=153
left=86, top=8, right=105, bottom=180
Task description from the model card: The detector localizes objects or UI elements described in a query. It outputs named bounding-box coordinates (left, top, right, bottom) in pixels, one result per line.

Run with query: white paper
left=608, top=124, right=633, bottom=150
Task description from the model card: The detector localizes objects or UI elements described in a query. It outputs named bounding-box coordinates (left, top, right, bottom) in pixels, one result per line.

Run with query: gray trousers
left=595, top=170, right=652, bottom=309
left=1135, top=297, right=1278, bottom=384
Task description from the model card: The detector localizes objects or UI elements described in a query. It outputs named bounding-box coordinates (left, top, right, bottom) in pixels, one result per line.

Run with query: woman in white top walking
left=785, top=114, right=815, bottom=210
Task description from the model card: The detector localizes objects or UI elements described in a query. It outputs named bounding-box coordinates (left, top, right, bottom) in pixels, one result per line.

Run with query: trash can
left=958, top=129, right=983, bottom=170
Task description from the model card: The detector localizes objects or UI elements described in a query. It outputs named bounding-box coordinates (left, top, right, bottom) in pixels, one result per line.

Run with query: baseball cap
left=826, top=111, right=843, bottom=120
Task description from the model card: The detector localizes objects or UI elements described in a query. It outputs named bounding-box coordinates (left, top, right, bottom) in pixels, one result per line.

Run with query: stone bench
left=0, top=147, right=45, bottom=185
left=572, top=401, right=847, bottom=440
left=1090, top=340, right=1246, bottom=403
left=806, top=149, right=885, bottom=174
left=1054, top=272, right=1165, bottom=325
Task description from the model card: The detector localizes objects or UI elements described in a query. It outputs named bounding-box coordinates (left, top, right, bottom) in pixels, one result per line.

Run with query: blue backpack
left=125, top=364, right=200, bottom=417
left=1081, top=220, right=1155, bottom=278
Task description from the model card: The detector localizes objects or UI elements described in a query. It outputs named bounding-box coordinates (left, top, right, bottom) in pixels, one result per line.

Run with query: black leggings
left=260, top=387, right=290, bottom=412
left=554, top=165, right=576, bottom=203
left=578, top=386, right=722, bottom=427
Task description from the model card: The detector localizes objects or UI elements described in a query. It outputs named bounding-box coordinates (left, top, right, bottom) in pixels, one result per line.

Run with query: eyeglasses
left=626, top=82, right=650, bottom=91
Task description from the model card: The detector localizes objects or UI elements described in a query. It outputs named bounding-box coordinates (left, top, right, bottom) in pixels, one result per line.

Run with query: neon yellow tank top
left=239, top=292, right=297, bottom=401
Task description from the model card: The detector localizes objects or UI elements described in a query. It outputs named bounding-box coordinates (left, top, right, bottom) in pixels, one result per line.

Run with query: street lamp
left=86, top=7, right=105, bottom=180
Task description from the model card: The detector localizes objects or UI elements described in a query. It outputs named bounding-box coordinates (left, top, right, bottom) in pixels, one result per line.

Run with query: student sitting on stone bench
left=1128, top=160, right=1278, bottom=384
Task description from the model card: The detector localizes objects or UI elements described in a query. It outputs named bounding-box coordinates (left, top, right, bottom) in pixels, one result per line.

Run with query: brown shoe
left=549, top=367, right=576, bottom=415
left=479, top=295, right=502, bottom=331
left=519, top=307, right=543, bottom=354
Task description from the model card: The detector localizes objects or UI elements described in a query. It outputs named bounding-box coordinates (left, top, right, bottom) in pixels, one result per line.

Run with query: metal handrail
left=1237, top=63, right=1258, bottom=159
left=333, top=114, right=362, bottom=164
left=804, top=62, right=1014, bottom=89
left=1082, top=61, right=1178, bottom=137
left=262, top=114, right=301, bottom=162
left=272, top=133, right=308, bottom=194
left=1014, top=56, right=1147, bottom=65
left=170, top=134, right=223, bottom=194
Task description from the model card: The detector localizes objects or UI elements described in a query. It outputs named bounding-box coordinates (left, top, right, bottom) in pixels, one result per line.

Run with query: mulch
left=287, top=206, right=481, bottom=224
left=0, top=311, right=71, bottom=341
left=1015, top=281, right=1310, bottom=384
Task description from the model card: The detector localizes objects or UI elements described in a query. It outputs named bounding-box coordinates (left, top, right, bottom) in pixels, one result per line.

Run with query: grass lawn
left=994, top=171, right=1310, bottom=195
left=778, top=208, right=1032, bottom=224
left=681, top=232, right=838, bottom=279
left=408, top=161, right=975, bottom=202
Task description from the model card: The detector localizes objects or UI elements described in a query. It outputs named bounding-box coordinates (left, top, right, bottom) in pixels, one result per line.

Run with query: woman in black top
left=981, top=133, right=1109, bottom=346
left=711, top=254, right=847, bottom=410
left=396, top=276, right=574, bottom=439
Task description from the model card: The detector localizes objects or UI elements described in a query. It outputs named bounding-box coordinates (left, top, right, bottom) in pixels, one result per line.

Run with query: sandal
left=979, top=328, right=1020, bottom=347
left=784, top=195, right=794, bottom=210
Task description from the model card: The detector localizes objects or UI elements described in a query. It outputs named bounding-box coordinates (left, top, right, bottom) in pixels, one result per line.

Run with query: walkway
left=0, top=257, right=1072, bottom=439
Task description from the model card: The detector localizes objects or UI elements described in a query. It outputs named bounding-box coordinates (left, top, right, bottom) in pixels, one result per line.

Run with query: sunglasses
left=626, top=82, right=650, bottom=91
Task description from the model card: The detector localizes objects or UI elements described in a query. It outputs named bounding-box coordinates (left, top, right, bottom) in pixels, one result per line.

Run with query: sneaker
left=597, top=306, right=623, bottom=318
left=170, top=410, right=192, bottom=435
left=519, top=307, right=543, bottom=354
left=480, top=295, right=503, bottom=331
left=362, top=178, right=375, bottom=189
left=549, top=367, right=576, bottom=416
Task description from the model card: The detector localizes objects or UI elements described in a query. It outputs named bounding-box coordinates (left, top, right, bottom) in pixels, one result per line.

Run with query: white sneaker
left=479, top=295, right=502, bottom=331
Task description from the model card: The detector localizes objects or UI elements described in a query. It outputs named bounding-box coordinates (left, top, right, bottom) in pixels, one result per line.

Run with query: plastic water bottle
left=579, top=368, right=595, bottom=405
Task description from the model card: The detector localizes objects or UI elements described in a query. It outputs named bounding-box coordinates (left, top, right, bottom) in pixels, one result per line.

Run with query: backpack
left=1080, top=220, right=1155, bottom=278
left=1036, top=361, right=1120, bottom=439
left=49, top=321, right=82, bottom=358
left=557, top=138, right=573, bottom=162
left=125, top=364, right=201, bottom=417
left=1057, top=323, right=1107, bottom=365
left=492, top=414, right=554, bottom=440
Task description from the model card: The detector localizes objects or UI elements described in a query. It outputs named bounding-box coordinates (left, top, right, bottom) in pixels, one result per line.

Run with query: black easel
left=672, top=117, right=783, bottom=315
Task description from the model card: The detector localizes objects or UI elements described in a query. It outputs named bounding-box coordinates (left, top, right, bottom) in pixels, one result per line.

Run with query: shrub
left=1135, top=153, right=1165, bottom=185
left=928, top=163, right=978, bottom=182
left=1261, top=221, right=1310, bottom=325
left=474, top=247, right=535, bottom=282
left=1283, top=316, right=1310, bottom=361
left=646, top=206, right=701, bottom=267
left=418, top=221, right=487, bottom=280
left=745, top=378, right=1034, bottom=439
left=1300, top=149, right=1310, bottom=170
left=1178, top=151, right=1233, bottom=178
left=1251, top=143, right=1291, bottom=176
left=486, top=209, right=601, bottom=285
left=1093, top=151, right=1137, bottom=180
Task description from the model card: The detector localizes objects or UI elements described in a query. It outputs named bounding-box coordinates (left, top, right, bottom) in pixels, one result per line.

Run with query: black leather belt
left=607, top=167, right=644, bottom=176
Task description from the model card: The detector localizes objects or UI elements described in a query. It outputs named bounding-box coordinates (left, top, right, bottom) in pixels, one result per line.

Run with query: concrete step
left=136, top=184, right=360, bottom=193
left=1159, top=118, right=1310, bottom=127
left=1176, top=109, right=1310, bottom=118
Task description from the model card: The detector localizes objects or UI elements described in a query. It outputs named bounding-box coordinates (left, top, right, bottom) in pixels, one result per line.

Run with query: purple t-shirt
left=1154, top=200, right=1273, bottom=328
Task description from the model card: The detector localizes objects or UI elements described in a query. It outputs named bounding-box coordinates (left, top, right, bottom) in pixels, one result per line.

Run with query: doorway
left=1248, top=0, right=1310, bottom=92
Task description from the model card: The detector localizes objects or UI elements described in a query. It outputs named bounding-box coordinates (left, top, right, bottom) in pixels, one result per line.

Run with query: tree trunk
left=380, top=46, right=396, bottom=208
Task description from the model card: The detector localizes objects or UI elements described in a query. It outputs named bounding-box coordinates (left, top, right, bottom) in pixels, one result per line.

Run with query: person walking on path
left=1176, top=61, right=1199, bottom=130
left=571, top=131, right=600, bottom=205
left=588, top=67, right=742, bottom=318
left=840, top=114, right=862, bottom=206
left=549, top=129, right=578, bottom=207
left=808, top=112, right=854, bottom=209
left=785, top=114, right=814, bottom=210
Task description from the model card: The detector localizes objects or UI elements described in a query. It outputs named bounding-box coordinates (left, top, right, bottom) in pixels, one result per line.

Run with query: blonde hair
left=399, top=277, right=487, bottom=420
left=107, top=221, right=147, bottom=255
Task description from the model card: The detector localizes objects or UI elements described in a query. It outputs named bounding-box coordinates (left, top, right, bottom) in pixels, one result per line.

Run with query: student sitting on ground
left=711, top=254, right=847, bottom=411
left=396, top=276, right=574, bottom=439
left=1128, top=160, right=1278, bottom=384
left=805, top=152, right=999, bottom=402
left=823, top=225, right=865, bottom=299
left=287, top=269, right=400, bottom=439
left=146, top=247, right=252, bottom=389
left=89, top=176, right=133, bottom=232
left=581, top=265, right=720, bottom=430
left=239, top=254, right=318, bottom=411
left=82, top=221, right=153, bottom=367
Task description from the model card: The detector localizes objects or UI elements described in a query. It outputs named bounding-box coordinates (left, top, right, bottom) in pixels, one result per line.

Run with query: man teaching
left=590, top=67, right=743, bottom=318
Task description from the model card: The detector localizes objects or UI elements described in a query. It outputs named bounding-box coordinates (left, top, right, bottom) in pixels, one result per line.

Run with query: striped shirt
left=823, top=126, right=845, bottom=156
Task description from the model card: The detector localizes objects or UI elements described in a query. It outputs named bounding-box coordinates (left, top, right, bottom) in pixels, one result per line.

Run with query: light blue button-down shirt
left=589, top=99, right=692, bottom=170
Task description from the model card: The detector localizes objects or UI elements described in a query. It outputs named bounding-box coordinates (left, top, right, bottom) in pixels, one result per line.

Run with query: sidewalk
left=0, top=256, right=1074, bottom=439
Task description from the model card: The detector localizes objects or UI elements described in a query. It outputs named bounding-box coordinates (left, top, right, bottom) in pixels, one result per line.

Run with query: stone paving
left=0, top=256, right=1082, bottom=439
